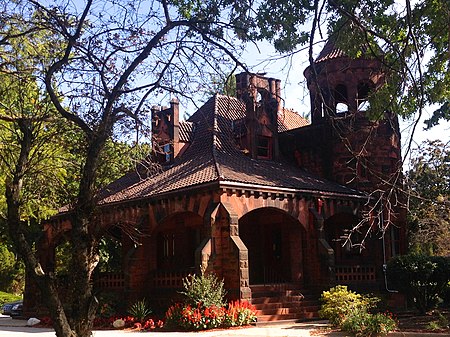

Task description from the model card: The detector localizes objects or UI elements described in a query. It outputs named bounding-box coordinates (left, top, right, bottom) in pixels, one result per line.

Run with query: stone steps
left=251, top=284, right=320, bottom=322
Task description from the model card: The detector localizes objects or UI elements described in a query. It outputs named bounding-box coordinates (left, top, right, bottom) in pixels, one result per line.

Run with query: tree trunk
left=66, top=133, right=109, bottom=337
left=5, top=120, right=77, bottom=337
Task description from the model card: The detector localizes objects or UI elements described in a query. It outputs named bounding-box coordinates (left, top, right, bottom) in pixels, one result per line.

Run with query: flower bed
left=165, top=300, right=257, bottom=331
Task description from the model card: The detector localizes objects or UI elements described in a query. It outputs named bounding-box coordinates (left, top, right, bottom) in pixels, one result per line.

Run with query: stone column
left=213, top=202, right=251, bottom=302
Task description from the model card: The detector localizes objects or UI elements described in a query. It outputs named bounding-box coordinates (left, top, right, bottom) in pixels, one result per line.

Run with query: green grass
left=0, top=291, right=22, bottom=307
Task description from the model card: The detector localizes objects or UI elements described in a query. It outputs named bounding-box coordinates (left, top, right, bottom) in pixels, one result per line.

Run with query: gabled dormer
left=235, top=72, right=281, bottom=160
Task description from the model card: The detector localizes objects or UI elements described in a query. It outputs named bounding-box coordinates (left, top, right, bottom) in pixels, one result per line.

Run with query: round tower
left=304, top=38, right=385, bottom=125
left=303, top=37, right=401, bottom=193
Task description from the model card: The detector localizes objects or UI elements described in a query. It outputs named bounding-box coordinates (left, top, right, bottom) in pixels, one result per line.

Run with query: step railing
left=335, top=265, right=376, bottom=283
left=150, top=268, right=195, bottom=288
left=95, top=272, right=125, bottom=289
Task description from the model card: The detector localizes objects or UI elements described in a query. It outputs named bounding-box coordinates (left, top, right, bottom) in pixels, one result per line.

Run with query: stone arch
left=152, top=211, right=204, bottom=271
left=223, top=195, right=311, bottom=232
left=148, top=193, right=217, bottom=232
left=238, top=207, right=306, bottom=285
left=323, top=212, right=376, bottom=265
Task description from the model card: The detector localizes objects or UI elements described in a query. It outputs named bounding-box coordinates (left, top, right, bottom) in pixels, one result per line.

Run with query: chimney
left=235, top=72, right=281, bottom=160
left=151, top=98, right=180, bottom=163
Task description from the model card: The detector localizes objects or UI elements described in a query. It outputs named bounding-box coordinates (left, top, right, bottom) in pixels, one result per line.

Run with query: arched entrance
left=324, top=212, right=378, bottom=285
left=154, top=211, right=203, bottom=272
left=239, top=208, right=303, bottom=285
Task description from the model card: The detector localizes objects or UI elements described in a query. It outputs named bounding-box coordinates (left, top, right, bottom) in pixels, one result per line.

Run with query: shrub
left=387, top=253, right=450, bottom=313
left=426, top=311, right=449, bottom=331
left=0, top=291, right=21, bottom=307
left=318, top=285, right=377, bottom=326
left=443, top=282, right=450, bottom=307
left=0, top=244, right=24, bottom=294
left=128, top=299, right=152, bottom=323
left=180, top=271, right=226, bottom=308
left=342, top=311, right=397, bottom=337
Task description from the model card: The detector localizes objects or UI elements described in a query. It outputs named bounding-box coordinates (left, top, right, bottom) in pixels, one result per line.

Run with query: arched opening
left=98, top=226, right=123, bottom=273
left=357, top=82, right=373, bottom=111
left=324, top=213, right=378, bottom=285
left=239, top=208, right=303, bottom=285
left=334, top=84, right=348, bottom=114
left=155, top=212, right=203, bottom=271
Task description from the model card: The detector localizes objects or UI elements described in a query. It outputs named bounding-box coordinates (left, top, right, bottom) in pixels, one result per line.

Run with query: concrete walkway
left=0, top=315, right=327, bottom=336
left=2, top=315, right=450, bottom=337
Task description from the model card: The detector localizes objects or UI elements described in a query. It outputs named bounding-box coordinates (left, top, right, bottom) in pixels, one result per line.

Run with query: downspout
left=381, top=198, right=398, bottom=293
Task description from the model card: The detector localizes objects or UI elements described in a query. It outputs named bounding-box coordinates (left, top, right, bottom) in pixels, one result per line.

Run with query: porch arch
left=324, top=212, right=378, bottom=285
left=153, top=211, right=204, bottom=271
left=238, top=207, right=306, bottom=285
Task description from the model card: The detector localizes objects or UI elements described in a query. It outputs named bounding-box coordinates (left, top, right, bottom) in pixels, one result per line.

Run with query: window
left=163, top=143, right=171, bottom=162
left=257, top=136, right=272, bottom=159
left=390, top=226, right=400, bottom=257
left=357, top=82, right=372, bottom=111
left=334, top=84, right=348, bottom=114
left=358, top=157, right=368, bottom=179
left=161, top=233, right=175, bottom=258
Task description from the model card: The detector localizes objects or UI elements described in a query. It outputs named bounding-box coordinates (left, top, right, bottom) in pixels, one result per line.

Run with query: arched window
left=334, top=84, right=348, bottom=114
left=357, top=82, right=373, bottom=111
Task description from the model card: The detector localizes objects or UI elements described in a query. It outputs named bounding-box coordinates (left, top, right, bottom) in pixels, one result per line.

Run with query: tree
left=407, top=140, right=450, bottom=256
left=2, top=1, right=257, bottom=336
left=3, top=0, right=448, bottom=336
left=0, top=5, right=153, bottom=337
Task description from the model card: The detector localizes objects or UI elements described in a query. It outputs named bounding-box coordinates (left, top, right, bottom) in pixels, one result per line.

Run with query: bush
left=318, top=285, right=377, bottom=326
left=387, top=253, right=450, bottom=313
left=180, top=271, right=226, bottom=308
left=342, top=311, right=397, bottom=337
left=0, top=291, right=21, bottom=307
left=319, top=286, right=397, bottom=337
left=443, top=282, right=450, bottom=307
left=165, top=271, right=256, bottom=331
left=0, top=244, right=24, bottom=294
left=166, top=303, right=225, bottom=331
left=128, top=299, right=152, bottom=323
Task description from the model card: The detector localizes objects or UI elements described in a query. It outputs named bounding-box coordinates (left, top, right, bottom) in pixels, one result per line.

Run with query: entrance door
left=240, top=209, right=291, bottom=285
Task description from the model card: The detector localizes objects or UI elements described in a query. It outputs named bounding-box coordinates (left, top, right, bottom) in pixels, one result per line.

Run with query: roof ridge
left=211, top=94, right=223, bottom=180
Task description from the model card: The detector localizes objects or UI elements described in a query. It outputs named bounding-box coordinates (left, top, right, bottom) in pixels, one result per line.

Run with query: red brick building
left=29, top=39, right=406, bottom=321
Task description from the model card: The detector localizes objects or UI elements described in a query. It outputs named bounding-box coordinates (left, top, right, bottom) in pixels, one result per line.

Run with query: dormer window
left=257, top=136, right=272, bottom=159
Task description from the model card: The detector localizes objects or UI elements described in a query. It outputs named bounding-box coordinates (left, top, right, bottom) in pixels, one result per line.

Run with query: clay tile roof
left=278, top=108, right=309, bottom=132
left=94, top=93, right=363, bottom=207
left=179, top=121, right=195, bottom=142
left=315, top=39, right=347, bottom=63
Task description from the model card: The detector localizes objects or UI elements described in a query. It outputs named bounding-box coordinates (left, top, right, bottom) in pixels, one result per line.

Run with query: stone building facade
left=27, top=39, right=406, bottom=321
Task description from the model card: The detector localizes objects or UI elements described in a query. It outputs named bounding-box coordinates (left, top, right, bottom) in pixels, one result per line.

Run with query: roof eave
left=219, top=180, right=368, bottom=200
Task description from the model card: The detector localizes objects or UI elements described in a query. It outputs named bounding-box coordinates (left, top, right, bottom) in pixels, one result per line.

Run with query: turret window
left=334, top=84, right=348, bottom=114
left=357, top=82, right=373, bottom=111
